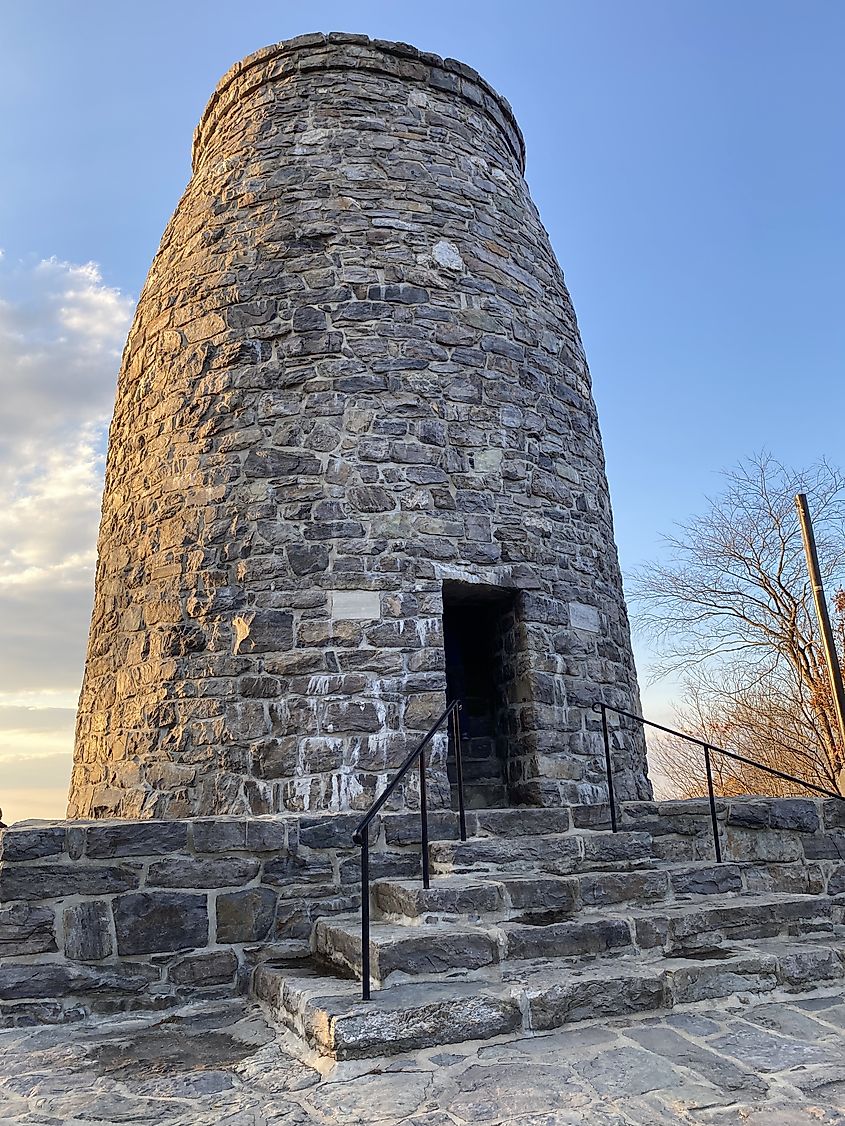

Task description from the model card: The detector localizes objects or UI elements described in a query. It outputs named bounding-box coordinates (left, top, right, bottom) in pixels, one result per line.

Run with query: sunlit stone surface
left=68, top=34, right=649, bottom=819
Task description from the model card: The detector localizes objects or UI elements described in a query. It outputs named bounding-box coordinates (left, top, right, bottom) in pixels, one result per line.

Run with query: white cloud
left=0, top=256, right=133, bottom=821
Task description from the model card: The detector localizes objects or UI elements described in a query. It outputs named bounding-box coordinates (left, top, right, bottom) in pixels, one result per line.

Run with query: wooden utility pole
left=795, top=492, right=845, bottom=761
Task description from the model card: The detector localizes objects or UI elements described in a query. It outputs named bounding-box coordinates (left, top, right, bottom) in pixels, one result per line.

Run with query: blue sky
left=1, top=1, right=843, bottom=821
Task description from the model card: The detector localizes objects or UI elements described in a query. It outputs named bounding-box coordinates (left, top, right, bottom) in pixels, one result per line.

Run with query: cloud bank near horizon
left=0, top=255, right=133, bottom=824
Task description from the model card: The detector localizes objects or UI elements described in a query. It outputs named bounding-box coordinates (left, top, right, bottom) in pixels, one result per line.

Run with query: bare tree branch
left=632, top=453, right=845, bottom=796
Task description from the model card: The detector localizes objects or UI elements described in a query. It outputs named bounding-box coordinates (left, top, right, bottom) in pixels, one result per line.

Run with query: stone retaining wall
left=2, top=798, right=843, bottom=1025
left=622, top=796, right=845, bottom=876
left=0, top=811, right=425, bottom=1025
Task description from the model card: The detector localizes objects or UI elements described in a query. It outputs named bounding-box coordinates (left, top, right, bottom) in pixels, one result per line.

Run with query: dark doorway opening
left=443, top=581, right=517, bottom=809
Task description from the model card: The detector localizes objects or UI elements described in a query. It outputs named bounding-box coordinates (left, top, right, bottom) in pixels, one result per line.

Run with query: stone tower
left=68, top=33, right=651, bottom=820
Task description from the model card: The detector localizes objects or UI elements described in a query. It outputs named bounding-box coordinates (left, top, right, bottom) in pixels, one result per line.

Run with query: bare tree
left=633, top=454, right=845, bottom=796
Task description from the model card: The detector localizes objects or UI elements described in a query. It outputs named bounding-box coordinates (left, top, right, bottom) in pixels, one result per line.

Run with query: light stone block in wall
left=570, top=603, right=601, bottom=633
left=331, top=591, right=382, bottom=621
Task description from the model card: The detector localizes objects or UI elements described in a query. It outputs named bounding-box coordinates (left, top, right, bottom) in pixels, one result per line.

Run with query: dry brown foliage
left=633, top=454, right=845, bottom=798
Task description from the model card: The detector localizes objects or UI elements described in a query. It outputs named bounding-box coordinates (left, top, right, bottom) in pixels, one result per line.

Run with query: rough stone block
left=338, top=851, right=420, bottom=885
left=0, top=824, right=66, bottom=861
left=667, top=954, right=778, bottom=1004
left=527, top=969, right=665, bottom=1030
left=274, top=893, right=358, bottom=941
left=0, top=903, right=56, bottom=956
left=802, top=832, right=845, bottom=860
left=429, top=834, right=580, bottom=873
left=504, top=918, right=631, bottom=961
left=263, top=852, right=334, bottom=888
left=113, top=892, right=208, bottom=955
left=775, top=945, right=844, bottom=986
left=146, top=856, right=260, bottom=888
left=0, top=961, right=158, bottom=1001
left=322, top=700, right=382, bottom=733
left=822, top=799, right=845, bottom=829
left=381, top=811, right=457, bottom=846
left=500, top=875, right=578, bottom=913
left=168, top=949, right=238, bottom=986
left=63, top=901, right=113, bottom=961
left=725, top=829, right=803, bottom=863
left=472, top=808, right=574, bottom=838
left=770, top=799, right=820, bottom=834
left=190, top=818, right=248, bottom=853
left=216, top=887, right=277, bottom=943
left=232, top=609, right=293, bottom=653
left=670, top=864, right=743, bottom=897
left=375, top=877, right=504, bottom=918
left=727, top=800, right=771, bottom=829
left=245, top=818, right=289, bottom=852
left=299, top=812, right=364, bottom=849
left=634, top=915, right=669, bottom=950
left=571, top=804, right=611, bottom=830
left=578, top=869, right=669, bottom=907
left=313, top=985, right=522, bottom=1059
left=84, top=822, right=188, bottom=858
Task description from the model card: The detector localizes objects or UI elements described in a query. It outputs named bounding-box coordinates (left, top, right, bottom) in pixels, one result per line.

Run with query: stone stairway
left=251, top=808, right=845, bottom=1060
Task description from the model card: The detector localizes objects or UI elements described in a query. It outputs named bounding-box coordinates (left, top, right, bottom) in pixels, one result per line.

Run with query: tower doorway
left=442, top=581, right=517, bottom=809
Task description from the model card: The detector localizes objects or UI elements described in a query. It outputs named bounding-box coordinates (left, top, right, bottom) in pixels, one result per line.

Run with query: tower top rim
left=192, top=32, right=527, bottom=174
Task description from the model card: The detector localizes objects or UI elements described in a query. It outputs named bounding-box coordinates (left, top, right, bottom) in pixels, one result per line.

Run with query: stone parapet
left=2, top=798, right=844, bottom=1026
left=621, top=795, right=845, bottom=870
left=0, top=811, right=416, bottom=1025
left=192, top=33, right=526, bottom=174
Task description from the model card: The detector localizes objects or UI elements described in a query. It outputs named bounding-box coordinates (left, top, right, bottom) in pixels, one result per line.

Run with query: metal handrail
left=352, top=698, right=465, bottom=1000
left=594, top=701, right=844, bottom=863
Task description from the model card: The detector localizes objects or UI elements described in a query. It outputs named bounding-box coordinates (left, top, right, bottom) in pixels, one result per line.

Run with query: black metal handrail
left=352, top=698, right=466, bottom=1000
left=594, top=701, right=844, bottom=863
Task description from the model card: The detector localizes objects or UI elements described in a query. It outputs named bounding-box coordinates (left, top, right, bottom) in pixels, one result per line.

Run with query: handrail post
left=598, top=703, right=618, bottom=832
left=419, top=746, right=430, bottom=890
left=359, top=828, right=371, bottom=1000
left=704, top=745, right=723, bottom=863
left=452, top=703, right=467, bottom=842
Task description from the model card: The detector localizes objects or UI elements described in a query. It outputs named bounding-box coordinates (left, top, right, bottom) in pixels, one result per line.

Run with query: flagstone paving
left=1, top=990, right=845, bottom=1124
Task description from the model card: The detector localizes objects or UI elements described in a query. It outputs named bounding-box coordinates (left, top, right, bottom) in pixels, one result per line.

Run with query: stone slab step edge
left=314, top=893, right=836, bottom=987
left=372, top=860, right=808, bottom=921
left=379, top=807, right=597, bottom=849
left=428, top=830, right=655, bottom=874
left=252, top=935, right=845, bottom=1059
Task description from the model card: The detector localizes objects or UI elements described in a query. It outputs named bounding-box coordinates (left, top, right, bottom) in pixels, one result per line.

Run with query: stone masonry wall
left=0, top=811, right=411, bottom=1025
left=2, top=799, right=844, bottom=1025
left=69, top=32, right=649, bottom=820
left=620, top=796, right=845, bottom=875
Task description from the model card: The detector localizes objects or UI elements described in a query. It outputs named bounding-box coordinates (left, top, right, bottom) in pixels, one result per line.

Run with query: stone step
left=253, top=934, right=845, bottom=1059
left=461, top=783, right=509, bottom=810
left=455, top=757, right=509, bottom=783
left=315, top=892, right=835, bottom=987
left=464, top=807, right=578, bottom=838
left=381, top=807, right=591, bottom=847
left=315, top=913, right=635, bottom=985
left=630, top=893, right=837, bottom=957
left=429, top=830, right=654, bottom=874
left=374, top=859, right=830, bottom=923
left=374, top=862, right=751, bottom=921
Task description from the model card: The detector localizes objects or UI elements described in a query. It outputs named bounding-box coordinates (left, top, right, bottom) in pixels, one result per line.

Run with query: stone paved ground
left=2, top=991, right=845, bottom=1124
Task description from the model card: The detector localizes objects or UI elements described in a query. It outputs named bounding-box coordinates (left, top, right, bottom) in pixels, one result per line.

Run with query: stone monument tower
left=68, top=33, right=651, bottom=820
